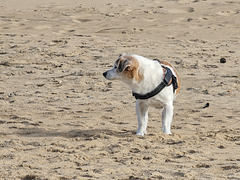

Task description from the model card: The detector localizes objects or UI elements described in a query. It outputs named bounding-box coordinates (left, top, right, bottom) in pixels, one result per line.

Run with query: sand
left=0, top=0, right=240, bottom=179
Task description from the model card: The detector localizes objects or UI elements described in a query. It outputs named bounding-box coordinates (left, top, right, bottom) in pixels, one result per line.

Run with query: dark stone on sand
left=220, top=58, right=226, bottom=63
left=203, top=103, right=209, bottom=108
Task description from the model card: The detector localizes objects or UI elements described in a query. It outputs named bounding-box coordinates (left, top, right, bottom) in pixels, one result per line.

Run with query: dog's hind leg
left=136, top=100, right=149, bottom=136
left=162, top=101, right=173, bottom=134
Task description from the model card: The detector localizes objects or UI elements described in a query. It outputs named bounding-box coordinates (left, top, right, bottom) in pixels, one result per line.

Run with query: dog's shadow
left=15, top=127, right=135, bottom=139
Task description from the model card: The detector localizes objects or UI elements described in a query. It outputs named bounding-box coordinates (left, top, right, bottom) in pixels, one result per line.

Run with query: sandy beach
left=0, top=0, right=240, bottom=179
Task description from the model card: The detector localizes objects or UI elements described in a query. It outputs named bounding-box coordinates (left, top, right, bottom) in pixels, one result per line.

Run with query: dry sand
left=0, top=0, right=240, bottom=179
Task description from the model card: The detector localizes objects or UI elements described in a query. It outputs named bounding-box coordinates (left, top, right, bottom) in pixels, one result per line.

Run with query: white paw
left=162, top=127, right=171, bottom=135
left=136, top=131, right=145, bottom=136
left=163, top=130, right=171, bottom=135
left=136, top=128, right=147, bottom=136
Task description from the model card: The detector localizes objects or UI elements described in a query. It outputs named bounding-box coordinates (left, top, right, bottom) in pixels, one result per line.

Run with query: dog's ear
left=117, top=59, right=131, bottom=73
left=118, top=53, right=127, bottom=58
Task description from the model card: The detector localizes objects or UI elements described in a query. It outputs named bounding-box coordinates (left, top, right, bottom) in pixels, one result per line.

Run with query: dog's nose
left=103, top=71, right=107, bottom=78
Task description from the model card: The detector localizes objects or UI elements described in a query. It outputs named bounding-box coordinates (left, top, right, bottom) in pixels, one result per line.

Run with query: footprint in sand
left=34, top=25, right=52, bottom=30
left=168, top=7, right=194, bottom=14
left=216, top=10, right=239, bottom=16
left=177, top=0, right=198, bottom=4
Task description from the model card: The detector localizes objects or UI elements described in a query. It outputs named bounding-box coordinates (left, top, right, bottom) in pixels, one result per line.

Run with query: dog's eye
left=124, top=66, right=130, bottom=71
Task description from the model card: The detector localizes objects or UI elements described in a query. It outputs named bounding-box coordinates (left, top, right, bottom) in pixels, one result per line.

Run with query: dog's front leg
left=136, top=100, right=149, bottom=136
left=162, top=101, right=173, bottom=134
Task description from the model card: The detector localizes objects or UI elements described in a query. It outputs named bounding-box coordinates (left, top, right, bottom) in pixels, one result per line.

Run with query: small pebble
left=220, top=58, right=226, bottom=63
left=218, top=145, right=225, bottom=149
left=203, top=103, right=209, bottom=108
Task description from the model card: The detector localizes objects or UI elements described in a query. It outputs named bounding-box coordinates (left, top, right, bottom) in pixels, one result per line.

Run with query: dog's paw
left=162, top=127, right=171, bottom=135
left=163, top=130, right=171, bottom=135
left=136, top=131, right=145, bottom=136
left=136, top=128, right=147, bottom=136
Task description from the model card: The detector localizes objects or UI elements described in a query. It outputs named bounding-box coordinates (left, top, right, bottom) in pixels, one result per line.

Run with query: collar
left=132, top=66, right=173, bottom=100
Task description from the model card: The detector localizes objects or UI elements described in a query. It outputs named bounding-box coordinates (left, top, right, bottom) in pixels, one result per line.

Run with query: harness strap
left=132, top=59, right=178, bottom=100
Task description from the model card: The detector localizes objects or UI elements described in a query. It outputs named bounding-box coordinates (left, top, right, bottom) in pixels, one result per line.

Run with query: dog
left=103, top=53, right=180, bottom=136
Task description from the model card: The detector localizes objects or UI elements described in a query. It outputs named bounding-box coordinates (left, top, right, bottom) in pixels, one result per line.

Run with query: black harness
left=132, top=60, right=178, bottom=100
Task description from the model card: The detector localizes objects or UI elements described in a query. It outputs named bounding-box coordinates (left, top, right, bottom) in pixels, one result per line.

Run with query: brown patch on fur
left=120, top=55, right=143, bottom=82
left=160, top=60, right=181, bottom=95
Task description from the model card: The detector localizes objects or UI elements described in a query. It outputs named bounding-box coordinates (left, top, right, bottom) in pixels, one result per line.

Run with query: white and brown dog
left=103, top=53, right=180, bottom=136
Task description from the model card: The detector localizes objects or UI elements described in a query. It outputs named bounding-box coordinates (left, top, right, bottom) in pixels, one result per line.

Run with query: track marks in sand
left=216, top=10, right=240, bottom=16
left=167, top=7, right=194, bottom=14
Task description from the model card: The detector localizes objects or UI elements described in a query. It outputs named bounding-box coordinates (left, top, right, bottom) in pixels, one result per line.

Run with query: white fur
left=103, top=54, right=178, bottom=136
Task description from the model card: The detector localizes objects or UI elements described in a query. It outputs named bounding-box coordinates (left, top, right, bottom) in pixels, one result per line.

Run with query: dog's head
left=103, top=54, right=143, bottom=83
